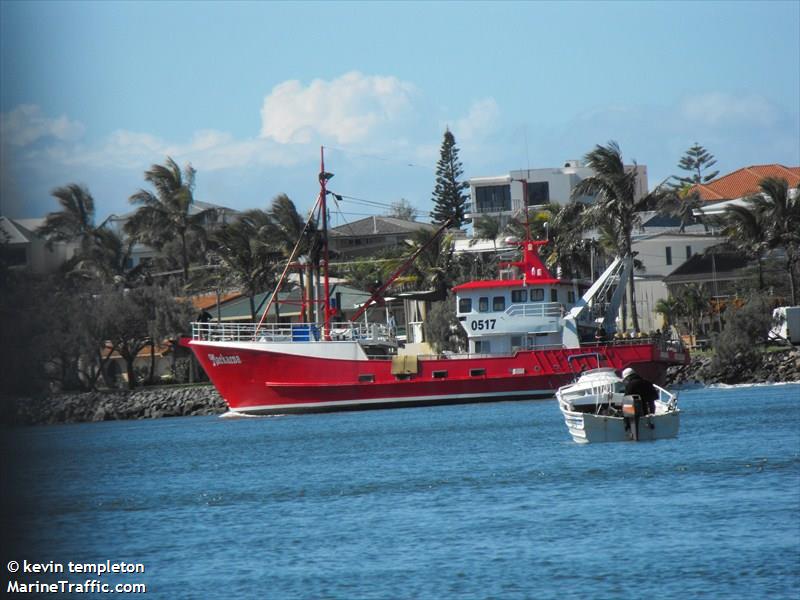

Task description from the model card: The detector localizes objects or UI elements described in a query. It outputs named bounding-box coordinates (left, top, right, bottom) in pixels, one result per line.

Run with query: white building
left=0, top=216, right=79, bottom=273
left=467, top=161, right=649, bottom=229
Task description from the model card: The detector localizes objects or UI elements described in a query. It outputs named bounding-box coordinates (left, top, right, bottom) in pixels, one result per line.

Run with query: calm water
left=2, top=384, right=799, bottom=599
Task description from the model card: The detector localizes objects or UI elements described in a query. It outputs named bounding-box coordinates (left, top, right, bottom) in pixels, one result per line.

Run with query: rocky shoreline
left=2, top=385, right=227, bottom=426
left=667, top=347, right=800, bottom=387
left=3, top=348, right=798, bottom=426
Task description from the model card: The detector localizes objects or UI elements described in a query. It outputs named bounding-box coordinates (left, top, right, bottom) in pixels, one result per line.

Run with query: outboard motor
left=622, top=395, right=645, bottom=441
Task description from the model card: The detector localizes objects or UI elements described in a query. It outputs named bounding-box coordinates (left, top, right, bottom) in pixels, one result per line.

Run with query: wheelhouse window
left=474, top=185, right=511, bottom=213
left=530, top=288, right=544, bottom=302
left=493, top=296, right=506, bottom=311
left=478, top=297, right=489, bottom=313
left=458, top=298, right=472, bottom=313
left=666, top=246, right=673, bottom=266
left=686, top=245, right=692, bottom=260
left=474, top=340, right=490, bottom=353
left=550, top=289, right=558, bottom=302
left=511, top=289, right=527, bottom=303
left=568, top=290, right=576, bottom=303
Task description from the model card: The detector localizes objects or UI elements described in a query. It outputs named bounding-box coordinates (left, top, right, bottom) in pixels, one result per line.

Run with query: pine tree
left=430, top=129, right=469, bottom=227
left=673, top=143, right=720, bottom=188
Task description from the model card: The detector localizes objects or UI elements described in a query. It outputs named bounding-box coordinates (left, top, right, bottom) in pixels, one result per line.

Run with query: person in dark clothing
left=622, top=367, right=657, bottom=415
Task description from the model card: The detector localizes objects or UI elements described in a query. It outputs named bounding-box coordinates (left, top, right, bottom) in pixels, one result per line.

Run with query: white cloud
left=0, top=104, right=85, bottom=146
left=259, top=71, right=417, bottom=144
left=680, top=92, right=780, bottom=127
left=451, top=98, right=500, bottom=143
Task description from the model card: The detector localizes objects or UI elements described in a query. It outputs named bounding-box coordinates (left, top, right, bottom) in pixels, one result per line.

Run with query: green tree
left=211, top=210, right=278, bottom=320
left=572, top=141, right=666, bottom=331
left=722, top=205, right=769, bottom=290
left=747, top=177, right=800, bottom=304
left=711, top=293, right=772, bottom=379
left=430, top=129, right=469, bottom=228
left=37, top=184, right=97, bottom=251
left=471, top=214, right=502, bottom=252
left=268, top=193, right=322, bottom=322
left=673, top=143, right=719, bottom=188
left=126, top=157, right=216, bottom=284
left=654, top=296, right=681, bottom=330
left=403, top=228, right=456, bottom=301
left=388, top=198, right=417, bottom=221
left=424, top=293, right=467, bottom=353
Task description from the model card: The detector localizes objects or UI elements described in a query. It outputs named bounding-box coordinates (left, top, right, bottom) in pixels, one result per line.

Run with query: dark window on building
left=526, top=181, right=550, bottom=206
left=6, top=246, right=26, bottom=266
left=478, top=297, right=489, bottom=312
left=458, top=298, right=472, bottom=313
left=475, top=185, right=511, bottom=213
left=511, top=289, right=527, bottom=303
left=686, top=245, right=692, bottom=260
left=666, top=246, right=672, bottom=266
left=530, top=288, right=544, bottom=302
left=550, top=289, right=558, bottom=302
left=493, top=296, right=506, bottom=311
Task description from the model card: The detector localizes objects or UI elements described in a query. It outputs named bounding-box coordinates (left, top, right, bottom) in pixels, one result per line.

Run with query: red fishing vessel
left=182, top=150, right=688, bottom=414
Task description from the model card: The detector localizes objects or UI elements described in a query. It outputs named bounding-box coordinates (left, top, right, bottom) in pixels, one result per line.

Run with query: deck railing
left=504, top=302, right=564, bottom=319
left=191, top=321, right=394, bottom=344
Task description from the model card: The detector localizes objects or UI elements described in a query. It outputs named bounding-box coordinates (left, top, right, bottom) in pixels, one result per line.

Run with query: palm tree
left=73, top=227, right=140, bottom=287
left=404, top=228, right=456, bottom=301
left=654, top=296, right=681, bottom=330
left=746, top=177, right=800, bottom=304
left=722, top=204, right=769, bottom=290
left=126, top=157, right=216, bottom=284
left=573, top=141, right=669, bottom=332
left=471, top=214, right=502, bottom=252
left=38, top=184, right=97, bottom=252
left=502, top=202, right=589, bottom=279
left=658, top=184, right=705, bottom=233
left=211, top=210, right=278, bottom=320
left=268, top=194, right=322, bottom=322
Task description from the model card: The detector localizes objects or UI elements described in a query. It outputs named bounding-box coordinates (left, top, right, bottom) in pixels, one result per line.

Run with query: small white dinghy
left=557, top=354, right=680, bottom=444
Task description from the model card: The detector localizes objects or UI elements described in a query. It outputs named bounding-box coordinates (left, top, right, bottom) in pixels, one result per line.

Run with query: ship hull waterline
left=182, top=338, right=686, bottom=415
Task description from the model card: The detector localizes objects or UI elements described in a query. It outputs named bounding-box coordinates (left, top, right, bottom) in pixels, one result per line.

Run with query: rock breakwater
left=667, top=347, right=800, bottom=387
left=2, top=385, right=227, bottom=426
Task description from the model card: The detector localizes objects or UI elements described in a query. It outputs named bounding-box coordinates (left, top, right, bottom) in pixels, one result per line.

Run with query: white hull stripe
left=230, top=388, right=556, bottom=413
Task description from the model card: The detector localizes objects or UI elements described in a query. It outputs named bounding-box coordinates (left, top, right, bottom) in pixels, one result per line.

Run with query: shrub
left=711, top=293, right=773, bottom=374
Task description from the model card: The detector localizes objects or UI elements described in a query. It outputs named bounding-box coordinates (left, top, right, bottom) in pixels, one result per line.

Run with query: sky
left=1, top=0, right=798, bottom=225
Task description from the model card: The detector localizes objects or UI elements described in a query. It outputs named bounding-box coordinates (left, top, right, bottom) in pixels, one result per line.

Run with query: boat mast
left=319, top=146, right=332, bottom=336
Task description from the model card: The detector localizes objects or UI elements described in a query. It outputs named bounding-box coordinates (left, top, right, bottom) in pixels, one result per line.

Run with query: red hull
left=183, top=339, right=688, bottom=414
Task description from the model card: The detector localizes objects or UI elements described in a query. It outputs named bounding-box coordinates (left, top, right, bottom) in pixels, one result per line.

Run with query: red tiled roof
left=189, top=292, right=242, bottom=310
left=691, top=164, right=800, bottom=201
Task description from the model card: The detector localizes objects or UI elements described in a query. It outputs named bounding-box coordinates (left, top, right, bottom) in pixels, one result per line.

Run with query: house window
left=686, top=245, right=692, bottom=260
left=665, top=246, right=672, bottom=266
left=550, top=289, right=558, bottom=302
left=478, top=297, right=489, bottom=313
left=526, top=181, right=550, bottom=206
left=458, top=298, right=472, bottom=313
left=568, top=291, right=576, bottom=303
left=474, top=185, right=511, bottom=213
left=511, top=289, right=527, bottom=303
left=493, top=296, right=506, bottom=311
left=530, top=288, right=544, bottom=302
